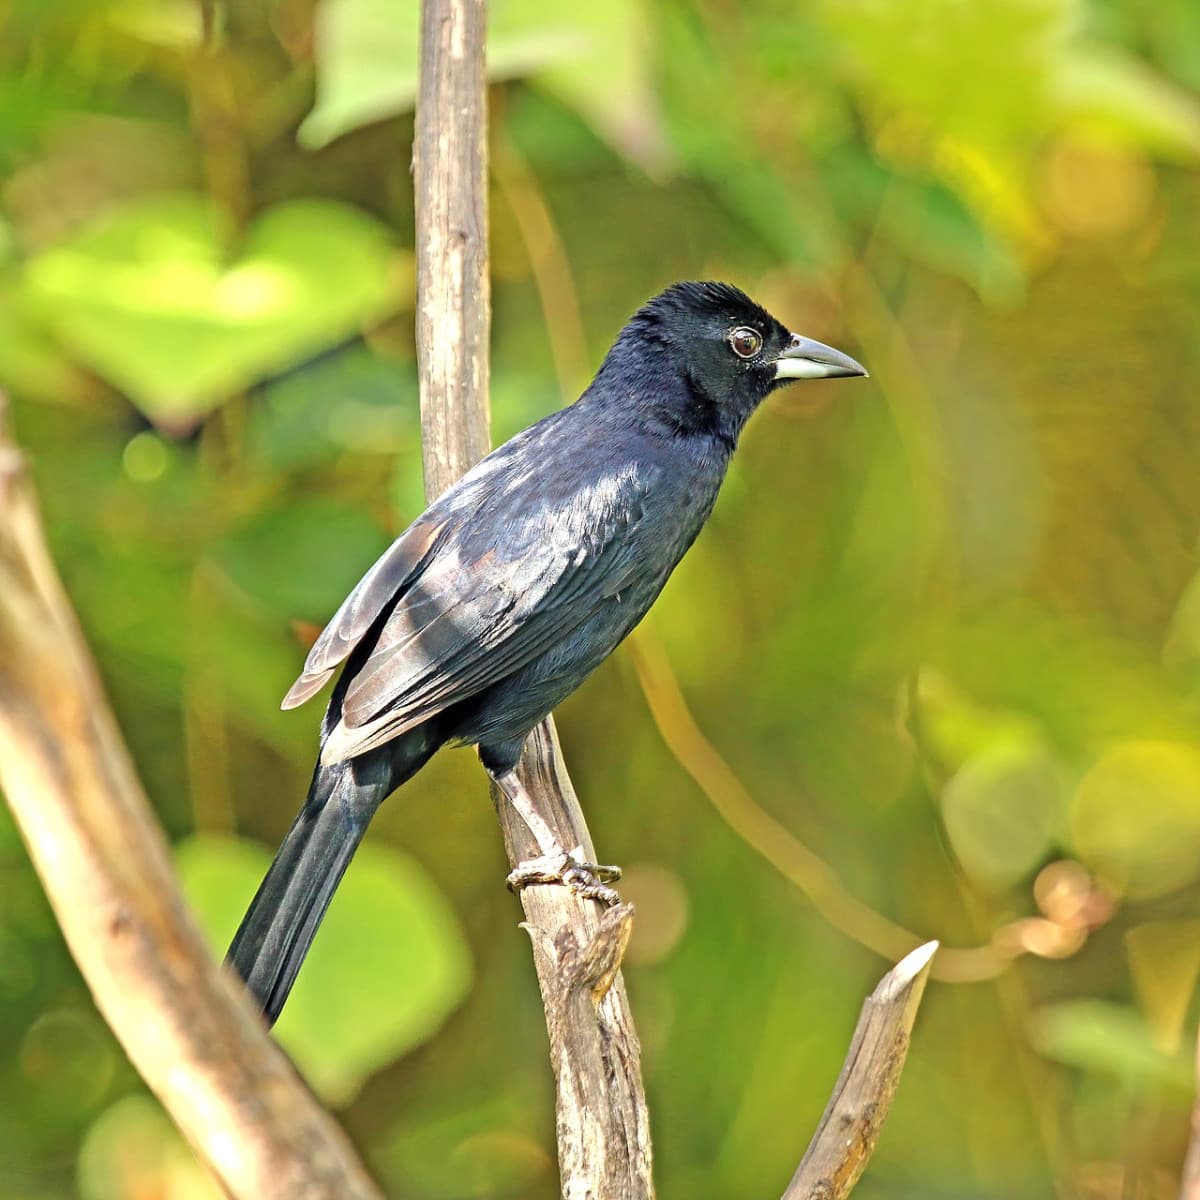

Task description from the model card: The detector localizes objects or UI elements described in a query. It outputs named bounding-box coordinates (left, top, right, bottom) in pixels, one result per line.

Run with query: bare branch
left=413, top=0, right=490, bottom=495
left=0, top=395, right=382, bottom=1200
left=783, top=941, right=939, bottom=1200
left=413, top=3, right=654, bottom=1196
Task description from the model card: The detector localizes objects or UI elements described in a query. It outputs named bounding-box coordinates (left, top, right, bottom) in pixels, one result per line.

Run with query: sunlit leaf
left=1054, top=51, right=1200, bottom=159
left=876, top=178, right=1026, bottom=305
left=106, top=0, right=204, bottom=48
left=501, top=0, right=668, bottom=171
left=24, top=194, right=405, bottom=427
left=176, top=834, right=473, bottom=1105
left=913, top=668, right=1047, bottom=772
left=299, top=0, right=668, bottom=168
left=818, top=0, right=1199, bottom=256
left=0, top=280, right=93, bottom=403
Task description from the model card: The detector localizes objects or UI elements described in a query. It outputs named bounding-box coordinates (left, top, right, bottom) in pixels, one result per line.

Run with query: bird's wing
left=301, top=462, right=654, bottom=765
left=281, top=513, right=448, bottom=711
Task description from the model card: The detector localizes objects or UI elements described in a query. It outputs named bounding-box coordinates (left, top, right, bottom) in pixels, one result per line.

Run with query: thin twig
left=783, top=941, right=939, bottom=1200
left=629, top=633, right=1008, bottom=983
left=0, top=394, right=382, bottom=1200
left=412, top=2, right=654, bottom=1197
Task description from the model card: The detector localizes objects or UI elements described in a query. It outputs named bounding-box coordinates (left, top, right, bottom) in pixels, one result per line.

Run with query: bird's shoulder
left=434, top=408, right=670, bottom=551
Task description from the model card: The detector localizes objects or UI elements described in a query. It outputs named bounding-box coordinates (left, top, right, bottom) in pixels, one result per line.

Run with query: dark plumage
left=227, top=281, right=867, bottom=1023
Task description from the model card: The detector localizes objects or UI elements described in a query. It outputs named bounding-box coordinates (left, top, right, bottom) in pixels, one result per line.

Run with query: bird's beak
left=774, top=334, right=868, bottom=381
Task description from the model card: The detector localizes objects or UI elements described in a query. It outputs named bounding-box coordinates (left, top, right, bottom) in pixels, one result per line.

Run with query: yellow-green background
left=3, top=0, right=1200, bottom=1196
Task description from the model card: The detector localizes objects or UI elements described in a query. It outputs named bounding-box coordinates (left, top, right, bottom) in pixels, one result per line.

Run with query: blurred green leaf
left=819, top=0, right=1200, bottom=250
left=251, top=344, right=418, bottom=470
left=300, top=0, right=668, bottom=168
left=106, top=0, right=204, bottom=48
left=941, top=737, right=1067, bottom=889
left=19, top=1010, right=116, bottom=1119
left=212, top=499, right=391, bottom=620
left=502, top=0, right=668, bottom=171
left=914, top=668, right=1047, bottom=771
left=0, top=280, right=93, bottom=403
left=380, top=1097, right=552, bottom=1198
left=1054, top=51, right=1200, bottom=158
left=23, top=195, right=404, bottom=427
left=876, top=178, right=1026, bottom=305
left=1030, top=998, right=1194, bottom=1092
left=176, top=834, right=472, bottom=1105
left=1165, top=563, right=1200, bottom=670
left=1072, top=741, right=1200, bottom=899
left=1125, top=921, right=1200, bottom=1054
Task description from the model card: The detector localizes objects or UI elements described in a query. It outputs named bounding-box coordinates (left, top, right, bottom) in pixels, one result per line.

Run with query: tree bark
left=783, top=942, right=938, bottom=1200
left=413, top=2, right=655, bottom=1196
left=0, top=395, right=382, bottom=1200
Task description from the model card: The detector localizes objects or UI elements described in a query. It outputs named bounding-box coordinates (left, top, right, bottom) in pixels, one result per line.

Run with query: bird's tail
left=227, top=732, right=436, bottom=1026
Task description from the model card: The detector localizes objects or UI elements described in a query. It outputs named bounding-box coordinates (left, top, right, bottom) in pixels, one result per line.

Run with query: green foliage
left=1031, top=999, right=1195, bottom=1092
left=1072, top=742, right=1200, bottom=899
left=3, top=0, right=1200, bottom=1196
left=214, top=499, right=391, bottom=619
left=22, top=195, right=403, bottom=426
left=176, top=835, right=473, bottom=1105
left=941, top=737, right=1068, bottom=890
left=301, top=0, right=666, bottom=165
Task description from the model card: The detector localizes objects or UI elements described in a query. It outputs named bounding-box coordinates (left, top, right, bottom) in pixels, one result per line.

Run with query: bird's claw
left=507, top=849, right=622, bottom=906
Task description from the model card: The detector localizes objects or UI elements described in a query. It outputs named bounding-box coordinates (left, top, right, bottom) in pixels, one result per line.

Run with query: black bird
left=228, top=281, right=867, bottom=1023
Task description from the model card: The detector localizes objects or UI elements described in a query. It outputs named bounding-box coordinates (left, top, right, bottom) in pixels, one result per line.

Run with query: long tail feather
left=227, top=731, right=435, bottom=1025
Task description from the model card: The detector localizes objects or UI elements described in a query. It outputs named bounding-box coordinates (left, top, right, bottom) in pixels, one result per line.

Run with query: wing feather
left=319, top=467, right=651, bottom=764
left=280, top=515, right=446, bottom=710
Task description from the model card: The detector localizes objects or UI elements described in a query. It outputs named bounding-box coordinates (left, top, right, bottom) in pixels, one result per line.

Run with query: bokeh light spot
left=1041, top=136, right=1155, bottom=238
left=122, top=431, right=169, bottom=482
left=619, top=862, right=690, bottom=966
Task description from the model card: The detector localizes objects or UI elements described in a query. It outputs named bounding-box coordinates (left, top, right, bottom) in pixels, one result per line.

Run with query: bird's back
left=309, top=399, right=732, bottom=764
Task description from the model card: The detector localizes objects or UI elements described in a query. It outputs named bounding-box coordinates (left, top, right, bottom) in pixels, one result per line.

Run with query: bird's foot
left=506, top=848, right=622, bottom=906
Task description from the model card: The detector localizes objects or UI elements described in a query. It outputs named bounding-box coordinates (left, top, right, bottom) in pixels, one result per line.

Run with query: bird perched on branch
left=228, top=281, right=867, bottom=1024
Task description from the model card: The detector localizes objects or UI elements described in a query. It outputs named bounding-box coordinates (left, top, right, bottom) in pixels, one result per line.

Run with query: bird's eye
left=729, top=327, right=762, bottom=358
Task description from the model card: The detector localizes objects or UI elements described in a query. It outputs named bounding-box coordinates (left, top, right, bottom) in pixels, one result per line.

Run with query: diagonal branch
left=412, top=2, right=654, bottom=1197
left=783, top=941, right=938, bottom=1200
left=0, top=393, right=382, bottom=1200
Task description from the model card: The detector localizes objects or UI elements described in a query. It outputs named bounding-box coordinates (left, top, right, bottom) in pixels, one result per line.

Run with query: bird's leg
left=489, top=768, right=621, bottom=905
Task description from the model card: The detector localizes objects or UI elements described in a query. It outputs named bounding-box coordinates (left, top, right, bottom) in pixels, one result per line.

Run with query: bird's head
left=595, top=281, right=867, bottom=446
